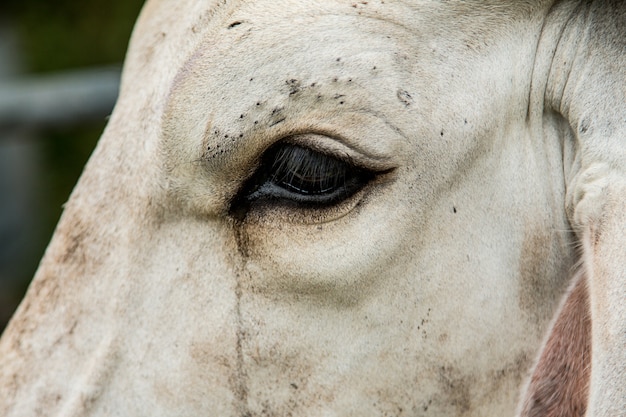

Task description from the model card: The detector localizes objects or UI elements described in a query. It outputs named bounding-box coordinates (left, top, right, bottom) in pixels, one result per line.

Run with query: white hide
left=0, top=1, right=624, bottom=416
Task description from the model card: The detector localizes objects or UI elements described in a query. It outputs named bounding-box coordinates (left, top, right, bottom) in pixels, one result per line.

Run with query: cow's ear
left=517, top=271, right=590, bottom=417
left=522, top=3, right=626, bottom=416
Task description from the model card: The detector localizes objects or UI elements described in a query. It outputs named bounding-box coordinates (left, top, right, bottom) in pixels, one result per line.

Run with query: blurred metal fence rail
left=0, top=66, right=121, bottom=131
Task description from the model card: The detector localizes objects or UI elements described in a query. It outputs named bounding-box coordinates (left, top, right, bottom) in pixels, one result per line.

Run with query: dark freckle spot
left=317, top=94, right=322, bottom=99
left=286, top=79, right=301, bottom=95
left=228, top=21, right=242, bottom=29
left=239, top=134, right=243, bottom=138
left=396, top=89, right=414, bottom=106
left=254, top=121, right=258, bottom=124
left=224, top=134, right=228, bottom=138
left=336, top=57, right=341, bottom=62
left=453, top=207, right=457, bottom=213
left=580, top=119, right=589, bottom=133
left=339, top=101, right=344, bottom=104
left=441, top=130, right=444, bottom=136
left=333, top=77, right=338, bottom=82
left=290, top=383, right=298, bottom=389
left=373, top=66, right=377, bottom=70
left=240, top=114, right=244, bottom=119
left=310, top=82, right=316, bottom=87
left=256, top=102, right=260, bottom=106
left=249, top=78, right=254, bottom=82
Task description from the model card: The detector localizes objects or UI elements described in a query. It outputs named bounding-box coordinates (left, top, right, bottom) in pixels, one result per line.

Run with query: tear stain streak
left=232, top=271, right=250, bottom=417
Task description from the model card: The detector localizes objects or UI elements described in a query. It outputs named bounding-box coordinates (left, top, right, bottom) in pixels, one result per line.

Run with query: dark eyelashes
left=268, top=145, right=349, bottom=195
left=230, top=142, right=376, bottom=217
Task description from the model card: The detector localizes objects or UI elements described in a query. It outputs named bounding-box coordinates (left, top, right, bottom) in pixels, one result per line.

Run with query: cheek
left=238, top=201, right=412, bottom=305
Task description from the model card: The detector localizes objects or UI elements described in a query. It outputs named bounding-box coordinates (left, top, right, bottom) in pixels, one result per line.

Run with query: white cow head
left=1, top=1, right=624, bottom=416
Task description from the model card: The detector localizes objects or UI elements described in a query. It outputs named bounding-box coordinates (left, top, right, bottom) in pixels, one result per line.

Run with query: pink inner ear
left=518, top=272, right=591, bottom=417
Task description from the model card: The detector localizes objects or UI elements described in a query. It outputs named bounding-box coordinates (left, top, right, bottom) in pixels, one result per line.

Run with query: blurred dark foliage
left=0, top=0, right=145, bottom=332
left=1, top=0, right=144, bottom=72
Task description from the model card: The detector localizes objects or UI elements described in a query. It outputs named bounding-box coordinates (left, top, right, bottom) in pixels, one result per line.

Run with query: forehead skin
left=0, top=1, right=584, bottom=417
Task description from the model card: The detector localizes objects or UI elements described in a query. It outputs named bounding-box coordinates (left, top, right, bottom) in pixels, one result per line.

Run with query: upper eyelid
left=277, top=133, right=397, bottom=172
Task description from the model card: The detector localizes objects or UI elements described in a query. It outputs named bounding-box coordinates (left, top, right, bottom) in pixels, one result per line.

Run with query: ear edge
left=517, top=270, right=591, bottom=417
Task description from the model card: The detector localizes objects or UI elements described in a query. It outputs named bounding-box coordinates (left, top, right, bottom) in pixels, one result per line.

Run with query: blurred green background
left=0, top=0, right=145, bottom=333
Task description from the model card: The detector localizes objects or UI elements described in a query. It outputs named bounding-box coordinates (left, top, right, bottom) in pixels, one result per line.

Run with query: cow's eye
left=231, top=143, right=376, bottom=215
